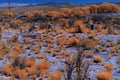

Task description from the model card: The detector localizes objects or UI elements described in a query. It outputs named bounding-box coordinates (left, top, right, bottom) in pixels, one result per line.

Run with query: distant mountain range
left=0, top=1, right=120, bottom=7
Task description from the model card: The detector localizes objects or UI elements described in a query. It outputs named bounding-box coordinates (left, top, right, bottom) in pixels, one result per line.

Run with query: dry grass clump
left=104, top=63, right=114, bottom=72
left=45, top=11, right=60, bottom=19
left=11, top=34, right=19, bottom=42
left=13, top=44, right=21, bottom=53
left=59, top=8, right=71, bottom=17
left=2, top=64, right=14, bottom=76
left=67, top=37, right=81, bottom=47
left=36, top=54, right=47, bottom=59
left=36, top=60, right=50, bottom=70
left=32, top=11, right=43, bottom=17
left=23, top=12, right=34, bottom=18
left=3, top=11, right=14, bottom=17
left=117, top=58, right=120, bottom=65
left=83, top=51, right=94, bottom=58
left=56, top=35, right=68, bottom=46
left=45, top=47, right=51, bottom=53
left=94, top=55, right=102, bottom=63
left=40, top=69, right=49, bottom=78
left=52, top=51, right=58, bottom=57
left=7, top=51, right=18, bottom=59
left=73, top=20, right=87, bottom=33
left=96, top=71, right=113, bottom=80
left=46, top=36, right=53, bottom=43
left=49, top=70, right=62, bottom=80
left=0, top=41, right=10, bottom=59
left=14, top=68, right=26, bottom=79
left=26, top=66, right=36, bottom=76
left=4, top=23, right=10, bottom=29
left=71, top=7, right=83, bottom=17
left=11, top=19, right=23, bottom=28
left=61, top=52, right=70, bottom=57
left=81, top=38, right=98, bottom=50
left=26, top=57, right=35, bottom=67
left=54, top=46, right=61, bottom=52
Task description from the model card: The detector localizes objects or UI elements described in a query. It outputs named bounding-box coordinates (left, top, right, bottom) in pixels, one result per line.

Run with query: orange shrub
left=23, top=12, right=34, bottom=18
left=56, top=36, right=68, bottom=46
left=4, top=23, right=10, bottom=29
left=40, top=70, right=49, bottom=78
left=3, top=11, right=14, bottom=17
left=36, top=54, right=47, bottom=59
left=61, top=52, right=70, bottom=57
left=26, top=66, right=36, bottom=76
left=71, top=7, right=83, bottom=17
left=45, top=47, right=51, bottom=53
left=94, top=55, right=102, bottom=63
left=96, top=71, right=113, bottom=80
left=54, top=46, right=61, bottom=52
left=59, top=8, right=71, bottom=17
left=89, top=4, right=98, bottom=14
left=14, top=68, right=26, bottom=79
left=26, top=59, right=35, bottom=67
left=104, top=63, right=114, bottom=72
left=36, top=60, right=50, bottom=70
left=45, top=11, right=60, bottom=18
left=13, top=44, right=21, bottom=53
left=98, top=2, right=120, bottom=13
left=50, top=70, right=62, bottom=80
left=32, top=11, right=43, bottom=17
left=84, top=51, right=94, bottom=58
left=7, top=51, right=18, bottom=59
left=2, top=65, right=14, bottom=76
left=52, top=52, right=58, bottom=56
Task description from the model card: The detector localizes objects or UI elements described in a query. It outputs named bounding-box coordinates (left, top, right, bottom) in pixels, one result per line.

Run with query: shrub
left=104, top=63, right=114, bottom=72
left=3, top=11, right=14, bottom=17
left=50, top=70, right=62, bottom=80
left=89, top=4, right=98, bottom=14
left=98, top=2, right=120, bottom=13
left=45, top=47, right=51, bottom=53
left=117, top=58, right=120, bottom=65
left=2, top=64, right=14, bottom=76
left=36, top=54, right=47, bottom=59
left=94, top=55, right=102, bottom=63
left=36, top=60, right=50, bottom=70
left=96, top=71, right=113, bottom=80
left=71, top=7, right=83, bottom=18
left=40, top=70, right=49, bottom=78
left=84, top=51, right=94, bottom=58
left=59, top=8, right=71, bottom=17
left=26, top=58, right=35, bottom=67
left=32, top=11, right=43, bottom=17
left=26, top=66, right=36, bottom=76
left=4, top=23, right=10, bottom=29
left=45, top=11, right=60, bottom=19
left=81, top=38, right=98, bottom=50
left=23, top=12, right=34, bottom=18
left=52, top=52, right=58, bottom=57
left=14, top=68, right=26, bottom=79
left=73, top=20, right=85, bottom=33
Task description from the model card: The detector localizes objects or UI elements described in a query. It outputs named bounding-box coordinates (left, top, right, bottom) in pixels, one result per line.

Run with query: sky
left=0, top=0, right=120, bottom=4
